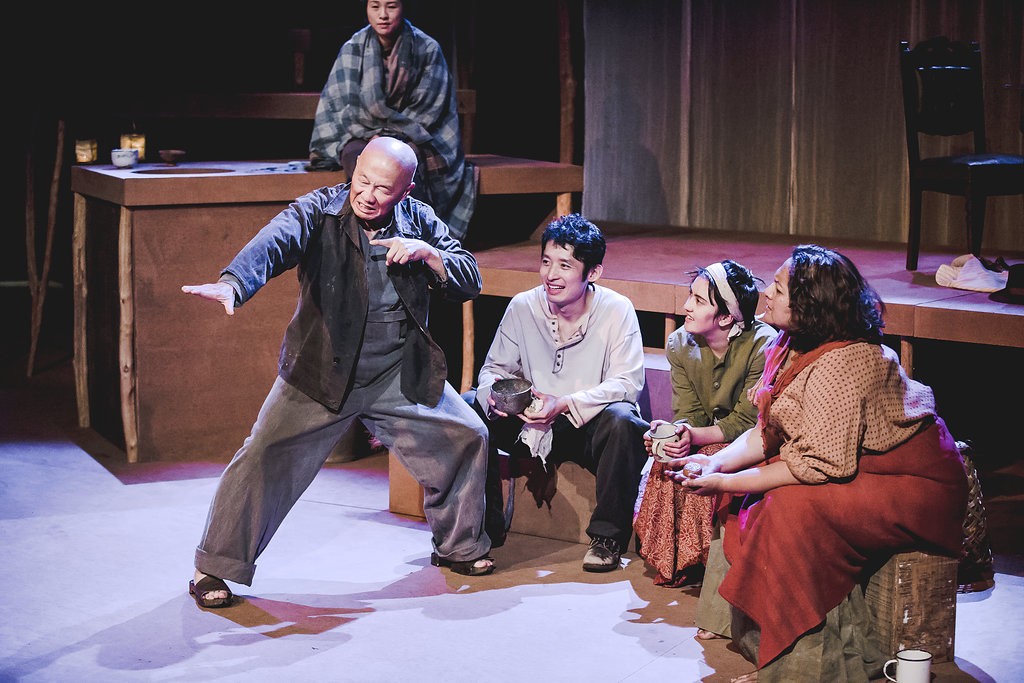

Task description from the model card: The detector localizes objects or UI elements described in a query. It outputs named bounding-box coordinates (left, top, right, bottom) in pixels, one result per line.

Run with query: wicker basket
left=956, top=440, right=995, bottom=592
left=865, top=551, right=958, bottom=663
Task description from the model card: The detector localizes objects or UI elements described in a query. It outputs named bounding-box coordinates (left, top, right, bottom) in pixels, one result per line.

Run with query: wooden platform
left=462, top=224, right=1024, bottom=384
left=98, top=90, right=584, bottom=216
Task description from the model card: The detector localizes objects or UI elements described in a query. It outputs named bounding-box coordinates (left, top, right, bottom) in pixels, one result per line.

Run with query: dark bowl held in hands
left=491, top=378, right=533, bottom=414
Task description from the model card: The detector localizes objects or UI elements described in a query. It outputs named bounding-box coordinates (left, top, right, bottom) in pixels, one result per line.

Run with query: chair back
left=899, top=37, right=987, bottom=162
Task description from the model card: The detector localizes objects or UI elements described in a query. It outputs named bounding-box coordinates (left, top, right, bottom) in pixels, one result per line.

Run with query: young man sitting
left=464, top=214, right=649, bottom=571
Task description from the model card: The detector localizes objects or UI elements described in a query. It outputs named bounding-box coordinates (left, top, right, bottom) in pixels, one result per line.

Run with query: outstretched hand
left=181, top=282, right=236, bottom=316
left=672, top=471, right=727, bottom=495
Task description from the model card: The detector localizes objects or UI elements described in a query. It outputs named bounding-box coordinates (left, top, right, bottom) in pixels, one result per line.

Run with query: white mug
left=883, top=648, right=932, bottom=683
left=649, top=422, right=682, bottom=462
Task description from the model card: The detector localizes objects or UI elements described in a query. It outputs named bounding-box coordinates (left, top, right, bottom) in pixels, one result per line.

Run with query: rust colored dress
left=720, top=337, right=968, bottom=670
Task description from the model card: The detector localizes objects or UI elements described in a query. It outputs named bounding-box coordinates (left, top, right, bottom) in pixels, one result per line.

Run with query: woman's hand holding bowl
left=667, top=453, right=723, bottom=494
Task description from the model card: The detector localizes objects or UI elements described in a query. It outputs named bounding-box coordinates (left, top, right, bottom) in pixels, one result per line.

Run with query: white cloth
left=516, top=424, right=554, bottom=468
left=935, top=254, right=1009, bottom=292
left=705, top=262, right=746, bottom=339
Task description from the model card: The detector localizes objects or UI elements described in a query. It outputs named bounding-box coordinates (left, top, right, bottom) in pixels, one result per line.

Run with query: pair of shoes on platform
left=430, top=552, right=496, bottom=576
left=583, top=535, right=621, bottom=572
left=189, top=574, right=234, bottom=609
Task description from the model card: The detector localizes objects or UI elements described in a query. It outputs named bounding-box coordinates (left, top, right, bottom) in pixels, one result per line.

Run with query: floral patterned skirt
left=633, top=442, right=727, bottom=587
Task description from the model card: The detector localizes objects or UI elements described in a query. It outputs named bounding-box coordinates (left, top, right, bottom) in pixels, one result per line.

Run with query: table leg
left=72, top=194, right=90, bottom=428
left=461, top=300, right=475, bottom=393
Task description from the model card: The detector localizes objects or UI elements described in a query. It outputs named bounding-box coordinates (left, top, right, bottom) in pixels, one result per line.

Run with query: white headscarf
left=705, top=262, right=746, bottom=339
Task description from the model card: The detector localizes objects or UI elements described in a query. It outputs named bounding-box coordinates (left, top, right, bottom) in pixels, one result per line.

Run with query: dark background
left=5, top=1, right=582, bottom=376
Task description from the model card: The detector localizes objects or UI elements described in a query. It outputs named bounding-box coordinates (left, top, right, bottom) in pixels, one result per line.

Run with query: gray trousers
left=195, top=368, right=490, bottom=585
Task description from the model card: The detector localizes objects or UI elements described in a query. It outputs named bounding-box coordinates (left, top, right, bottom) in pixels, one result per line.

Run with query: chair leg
left=906, top=188, right=923, bottom=270
left=966, top=191, right=986, bottom=257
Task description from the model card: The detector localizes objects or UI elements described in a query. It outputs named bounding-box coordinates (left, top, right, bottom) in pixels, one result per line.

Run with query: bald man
left=182, top=137, right=494, bottom=610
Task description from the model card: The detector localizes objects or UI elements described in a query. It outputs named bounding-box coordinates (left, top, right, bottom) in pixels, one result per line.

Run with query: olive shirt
left=666, top=319, right=778, bottom=442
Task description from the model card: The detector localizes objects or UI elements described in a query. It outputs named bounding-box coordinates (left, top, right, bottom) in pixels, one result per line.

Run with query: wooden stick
left=557, top=0, right=575, bottom=166
left=664, top=314, right=677, bottom=344
left=460, top=300, right=475, bottom=393
left=118, top=207, right=139, bottom=463
left=73, top=193, right=90, bottom=427
left=27, top=120, right=65, bottom=377
left=900, top=338, right=914, bottom=379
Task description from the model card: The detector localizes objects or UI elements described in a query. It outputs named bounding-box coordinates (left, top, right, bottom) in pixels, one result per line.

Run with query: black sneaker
left=582, top=535, right=621, bottom=572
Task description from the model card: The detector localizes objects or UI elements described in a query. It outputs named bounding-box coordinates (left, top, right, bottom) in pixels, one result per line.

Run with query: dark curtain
left=584, top=0, right=1023, bottom=252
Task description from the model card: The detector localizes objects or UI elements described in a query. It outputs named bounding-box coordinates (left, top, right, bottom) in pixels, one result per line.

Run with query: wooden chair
left=898, top=37, right=1024, bottom=270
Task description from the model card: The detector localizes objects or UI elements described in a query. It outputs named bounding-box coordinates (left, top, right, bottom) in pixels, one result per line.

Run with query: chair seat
left=917, top=154, right=1024, bottom=196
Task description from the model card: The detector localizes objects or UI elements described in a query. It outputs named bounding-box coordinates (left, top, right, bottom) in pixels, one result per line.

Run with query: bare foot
left=731, top=671, right=758, bottom=683
left=470, top=558, right=495, bottom=572
left=694, top=628, right=727, bottom=641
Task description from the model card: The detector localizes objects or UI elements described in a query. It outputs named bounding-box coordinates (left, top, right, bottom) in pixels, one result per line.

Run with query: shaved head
left=349, top=137, right=419, bottom=225
left=362, top=136, right=418, bottom=185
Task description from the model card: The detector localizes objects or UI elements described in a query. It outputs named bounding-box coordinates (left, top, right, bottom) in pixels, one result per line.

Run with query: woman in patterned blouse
left=673, top=244, right=968, bottom=682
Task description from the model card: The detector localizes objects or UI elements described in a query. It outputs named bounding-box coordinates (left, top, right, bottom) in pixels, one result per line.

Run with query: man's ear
left=587, top=264, right=603, bottom=282
left=401, top=181, right=416, bottom=202
left=717, top=314, right=735, bottom=330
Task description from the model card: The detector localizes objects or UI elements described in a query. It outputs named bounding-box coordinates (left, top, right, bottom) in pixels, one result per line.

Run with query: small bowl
left=158, top=149, right=186, bottom=165
left=111, top=148, right=139, bottom=168
left=491, top=378, right=533, bottom=414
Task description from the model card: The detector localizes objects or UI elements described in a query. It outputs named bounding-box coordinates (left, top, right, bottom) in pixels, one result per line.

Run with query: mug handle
left=883, top=658, right=898, bottom=682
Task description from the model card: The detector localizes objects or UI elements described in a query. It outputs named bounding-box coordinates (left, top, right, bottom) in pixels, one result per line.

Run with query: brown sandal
left=430, top=552, right=495, bottom=576
left=189, top=575, right=234, bottom=609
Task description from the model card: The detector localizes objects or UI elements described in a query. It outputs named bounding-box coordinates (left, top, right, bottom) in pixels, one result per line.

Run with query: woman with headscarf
left=634, top=260, right=777, bottom=587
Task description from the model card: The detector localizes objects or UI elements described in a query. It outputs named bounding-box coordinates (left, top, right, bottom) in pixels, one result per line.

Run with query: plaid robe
left=310, top=20, right=476, bottom=240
